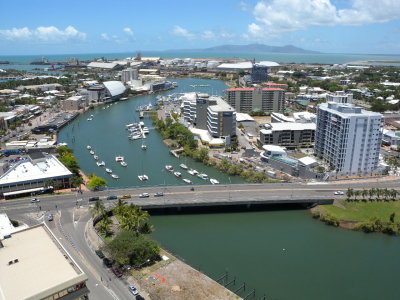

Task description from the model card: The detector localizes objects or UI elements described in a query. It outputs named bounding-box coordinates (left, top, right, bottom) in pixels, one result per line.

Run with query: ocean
left=1, top=51, right=400, bottom=66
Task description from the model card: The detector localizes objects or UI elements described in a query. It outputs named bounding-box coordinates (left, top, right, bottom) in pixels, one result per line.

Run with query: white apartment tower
left=121, top=68, right=138, bottom=83
left=315, top=102, right=382, bottom=175
left=326, top=91, right=353, bottom=104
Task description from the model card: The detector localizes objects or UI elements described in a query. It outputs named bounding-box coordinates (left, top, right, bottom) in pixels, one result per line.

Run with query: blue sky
left=1, top=0, right=400, bottom=55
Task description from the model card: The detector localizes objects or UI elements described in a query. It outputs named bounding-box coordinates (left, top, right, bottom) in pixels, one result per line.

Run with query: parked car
left=103, top=257, right=113, bottom=268
left=154, top=192, right=164, bottom=197
left=107, top=195, right=117, bottom=200
left=95, top=250, right=105, bottom=259
left=334, top=191, right=344, bottom=195
left=88, top=196, right=100, bottom=202
left=128, top=285, right=139, bottom=296
left=120, top=194, right=131, bottom=199
left=111, top=266, right=123, bottom=277
left=47, top=214, right=53, bottom=221
left=139, top=193, right=149, bottom=198
left=30, top=198, right=40, bottom=203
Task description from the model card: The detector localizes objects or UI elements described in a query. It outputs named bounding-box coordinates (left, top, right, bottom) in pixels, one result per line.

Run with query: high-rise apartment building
left=326, top=91, right=353, bottom=104
left=225, top=87, right=285, bottom=113
left=315, top=102, right=382, bottom=175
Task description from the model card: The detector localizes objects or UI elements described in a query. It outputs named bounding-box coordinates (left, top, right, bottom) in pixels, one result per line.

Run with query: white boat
left=197, top=173, right=209, bottom=180
left=188, top=169, right=195, bottom=175
left=138, top=174, right=149, bottom=181
left=89, top=150, right=95, bottom=155
left=93, top=155, right=99, bottom=160
left=111, top=174, right=119, bottom=179
left=126, top=123, right=135, bottom=129
left=143, top=127, right=149, bottom=134
left=87, top=117, right=93, bottom=121
left=183, top=178, right=192, bottom=184
left=174, top=172, right=182, bottom=178
left=105, top=168, right=112, bottom=173
left=120, top=161, right=128, bottom=167
left=120, top=97, right=128, bottom=101
left=115, top=156, right=124, bottom=162
left=86, top=145, right=91, bottom=150
left=210, top=178, right=220, bottom=185
left=180, top=164, right=188, bottom=169
left=139, top=121, right=145, bottom=127
left=141, top=142, right=147, bottom=150
left=96, top=162, right=102, bottom=167
left=130, top=134, right=141, bottom=140
left=97, top=161, right=105, bottom=167
left=191, top=169, right=199, bottom=175
left=165, top=165, right=173, bottom=171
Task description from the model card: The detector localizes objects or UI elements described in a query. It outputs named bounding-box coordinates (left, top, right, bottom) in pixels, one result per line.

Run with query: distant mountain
left=168, top=43, right=320, bottom=54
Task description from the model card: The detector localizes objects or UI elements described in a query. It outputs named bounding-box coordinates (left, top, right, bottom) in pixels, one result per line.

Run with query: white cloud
left=123, top=27, right=134, bottom=36
left=0, top=26, right=86, bottom=42
left=238, top=1, right=248, bottom=11
left=248, top=0, right=400, bottom=38
left=171, top=25, right=195, bottom=39
left=202, top=30, right=216, bottom=39
left=101, top=33, right=110, bottom=40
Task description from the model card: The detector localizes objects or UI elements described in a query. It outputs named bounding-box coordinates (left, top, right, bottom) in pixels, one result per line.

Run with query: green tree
left=90, top=199, right=105, bottom=218
left=113, top=198, right=127, bottom=217
left=390, top=212, right=396, bottom=223
left=56, top=145, right=74, bottom=156
left=346, top=188, right=353, bottom=201
left=105, top=231, right=160, bottom=266
left=97, top=215, right=112, bottom=236
left=59, top=155, right=80, bottom=175
left=87, top=175, right=107, bottom=191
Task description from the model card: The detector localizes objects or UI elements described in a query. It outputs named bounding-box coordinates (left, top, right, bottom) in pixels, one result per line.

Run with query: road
left=2, top=180, right=399, bottom=299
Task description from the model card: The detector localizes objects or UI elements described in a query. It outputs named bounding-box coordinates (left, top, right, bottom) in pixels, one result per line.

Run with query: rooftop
left=87, top=62, right=117, bottom=69
left=0, top=224, right=87, bottom=300
left=0, top=154, right=72, bottom=186
left=103, top=81, right=126, bottom=97
left=226, top=87, right=285, bottom=92
left=208, top=97, right=235, bottom=112
left=262, top=122, right=316, bottom=132
left=320, top=102, right=382, bottom=118
left=236, top=113, right=255, bottom=122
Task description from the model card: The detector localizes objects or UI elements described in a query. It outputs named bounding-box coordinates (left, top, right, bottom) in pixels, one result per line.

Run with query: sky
left=0, top=0, right=400, bottom=55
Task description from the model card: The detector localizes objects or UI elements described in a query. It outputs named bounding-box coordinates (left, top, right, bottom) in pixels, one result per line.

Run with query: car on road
left=30, top=198, right=40, bottom=203
left=103, top=257, right=113, bottom=268
left=334, top=191, right=344, bottom=195
left=111, top=266, right=123, bottom=277
left=120, top=194, right=131, bottom=199
left=95, top=250, right=105, bottom=259
left=128, top=285, right=139, bottom=296
left=47, top=214, right=53, bottom=221
left=154, top=192, right=164, bottom=197
left=139, top=193, right=149, bottom=198
left=107, top=195, right=117, bottom=200
left=88, top=196, right=100, bottom=202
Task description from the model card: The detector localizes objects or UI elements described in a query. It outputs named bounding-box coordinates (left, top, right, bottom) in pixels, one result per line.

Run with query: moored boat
left=86, top=145, right=91, bottom=150
left=93, top=155, right=99, bottom=160
left=120, top=161, right=128, bottom=167
left=210, top=178, right=220, bottom=185
left=111, top=174, right=119, bottom=179
left=179, top=163, right=188, bottom=169
left=105, top=168, right=112, bottom=173
left=115, top=156, right=124, bottom=162
left=165, top=165, right=173, bottom=171
left=174, top=171, right=182, bottom=178
left=138, top=174, right=149, bottom=181
left=89, top=150, right=95, bottom=155
left=183, top=178, right=192, bottom=184
left=197, top=173, right=208, bottom=180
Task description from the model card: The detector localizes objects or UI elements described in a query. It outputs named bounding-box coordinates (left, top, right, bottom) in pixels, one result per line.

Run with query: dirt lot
left=135, top=258, right=240, bottom=300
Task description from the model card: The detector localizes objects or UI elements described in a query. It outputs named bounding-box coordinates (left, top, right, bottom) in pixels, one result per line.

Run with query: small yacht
left=96, top=161, right=105, bottom=167
left=86, top=145, right=91, bottom=150
left=190, top=169, right=199, bottom=175
left=141, top=143, right=147, bottom=150
left=188, top=169, right=195, bottom=176
left=120, top=161, right=128, bottom=167
left=138, top=175, right=149, bottom=181
left=105, top=168, right=112, bottom=173
left=89, top=150, right=95, bottom=155
left=87, top=117, right=93, bottom=121
left=115, top=156, right=124, bottom=162
left=111, top=174, right=119, bottom=179
left=165, top=165, right=173, bottom=171
left=143, top=127, right=149, bottom=134
left=210, top=178, right=220, bottom=185
left=180, top=164, right=188, bottom=169
left=174, top=172, right=182, bottom=178
left=183, top=178, right=192, bottom=184
left=93, top=155, right=99, bottom=160
left=197, top=173, right=209, bottom=180
left=139, top=121, right=145, bottom=127
left=130, top=134, right=141, bottom=140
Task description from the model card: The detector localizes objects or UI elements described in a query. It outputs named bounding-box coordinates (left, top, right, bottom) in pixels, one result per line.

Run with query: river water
left=58, top=78, right=243, bottom=188
left=59, top=78, right=400, bottom=300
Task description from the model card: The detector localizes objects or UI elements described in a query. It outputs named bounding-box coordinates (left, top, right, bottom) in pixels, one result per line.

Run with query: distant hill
left=168, top=43, right=320, bottom=54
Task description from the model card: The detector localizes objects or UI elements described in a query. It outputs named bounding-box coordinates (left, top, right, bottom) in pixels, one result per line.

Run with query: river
left=57, top=78, right=243, bottom=188
left=58, top=78, right=400, bottom=300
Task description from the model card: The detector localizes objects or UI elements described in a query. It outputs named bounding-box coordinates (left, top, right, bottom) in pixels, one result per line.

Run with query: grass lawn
left=320, top=200, right=400, bottom=222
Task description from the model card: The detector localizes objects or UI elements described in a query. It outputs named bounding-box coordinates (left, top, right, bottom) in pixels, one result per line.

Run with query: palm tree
left=97, top=215, right=112, bottom=236
left=376, top=188, right=382, bottom=201
left=353, top=190, right=360, bottom=201
left=346, top=188, right=353, bottom=201
left=391, top=189, right=398, bottom=200
left=383, top=188, right=389, bottom=201
left=368, top=188, right=375, bottom=201
left=113, top=198, right=127, bottom=217
left=362, top=189, right=368, bottom=201
left=90, top=199, right=106, bottom=218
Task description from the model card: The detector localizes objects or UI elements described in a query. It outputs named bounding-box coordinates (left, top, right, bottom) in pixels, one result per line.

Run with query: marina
left=58, top=78, right=242, bottom=188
